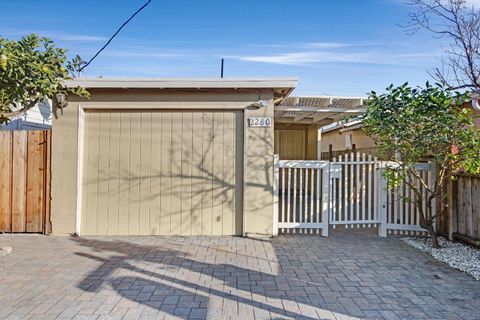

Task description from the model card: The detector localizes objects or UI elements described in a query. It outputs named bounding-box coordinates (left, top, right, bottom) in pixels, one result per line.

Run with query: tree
left=0, top=34, right=89, bottom=124
left=363, top=83, right=480, bottom=248
left=405, top=0, right=480, bottom=90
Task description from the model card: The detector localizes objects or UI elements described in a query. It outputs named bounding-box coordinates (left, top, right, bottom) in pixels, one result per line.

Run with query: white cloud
left=103, top=51, right=184, bottom=58
left=467, top=0, right=480, bottom=6
left=39, top=31, right=107, bottom=42
left=249, top=41, right=378, bottom=50
left=0, top=28, right=107, bottom=41
left=228, top=50, right=440, bottom=66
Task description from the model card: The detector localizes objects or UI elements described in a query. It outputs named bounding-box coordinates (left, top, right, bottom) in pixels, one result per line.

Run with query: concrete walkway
left=0, top=229, right=479, bottom=320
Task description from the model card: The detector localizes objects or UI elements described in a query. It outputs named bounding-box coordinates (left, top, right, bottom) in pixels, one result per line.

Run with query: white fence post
left=321, top=162, right=330, bottom=237
left=273, top=154, right=279, bottom=236
left=378, top=163, right=388, bottom=237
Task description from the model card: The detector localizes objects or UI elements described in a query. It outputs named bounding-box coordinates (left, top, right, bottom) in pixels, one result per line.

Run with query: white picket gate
left=273, top=153, right=435, bottom=237
left=274, top=158, right=330, bottom=236
left=329, top=153, right=380, bottom=228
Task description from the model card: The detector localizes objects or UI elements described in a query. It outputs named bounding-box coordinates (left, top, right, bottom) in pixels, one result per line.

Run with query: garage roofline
left=65, top=77, right=297, bottom=90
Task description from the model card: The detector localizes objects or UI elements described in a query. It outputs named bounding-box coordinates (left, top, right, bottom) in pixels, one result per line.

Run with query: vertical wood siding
left=274, top=130, right=306, bottom=160
left=81, top=110, right=243, bottom=235
left=0, top=130, right=51, bottom=233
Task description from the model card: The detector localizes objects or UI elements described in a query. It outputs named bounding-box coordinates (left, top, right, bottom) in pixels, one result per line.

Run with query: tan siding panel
left=150, top=112, right=162, bottom=234
left=212, top=113, right=224, bottom=235
left=96, top=112, right=110, bottom=235
left=107, top=113, right=121, bottom=235
left=170, top=113, right=182, bottom=235
left=84, top=112, right=100, bottom=234
left=117, top=113, right=130, bottom=235
left=223, top=113, right=234, bottom=234
left=81, top=113, right=91, bottom=233
left=275, top=130, right=306, bottom=160
left=81, top=110, right=242, bottom=235
left=181, top=113, right=193, bottom=235
left=160, top=113, right=172, bottom=235
left=202, top=113, right=214, bottom=235
left=191, top=112, right=204, bottom=235
left=129, top=113, right=142, bottom=234
left=139, top=112, right=152, bottom=235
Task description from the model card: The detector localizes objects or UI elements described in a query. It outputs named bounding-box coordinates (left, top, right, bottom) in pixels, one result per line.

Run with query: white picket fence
left=273, top=154, right=436, bottom=237
left=383, top=163, right=435, bottom=235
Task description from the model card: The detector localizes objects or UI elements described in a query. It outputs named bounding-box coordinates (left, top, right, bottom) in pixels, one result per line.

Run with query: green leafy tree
left=0, top=34, right=89, bottom=124
left=363, top=83, right=480, bottom=248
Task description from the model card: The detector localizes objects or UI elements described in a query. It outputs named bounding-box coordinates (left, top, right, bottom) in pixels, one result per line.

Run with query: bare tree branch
left=405, top=0, right=480, bottom=89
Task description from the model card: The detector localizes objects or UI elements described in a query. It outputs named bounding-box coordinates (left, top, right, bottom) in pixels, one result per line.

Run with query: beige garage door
left=80, top=110, right=243, bottom=235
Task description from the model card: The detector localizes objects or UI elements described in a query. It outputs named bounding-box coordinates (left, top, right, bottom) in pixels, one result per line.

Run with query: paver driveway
left=0, top=229, right=479, bottom=320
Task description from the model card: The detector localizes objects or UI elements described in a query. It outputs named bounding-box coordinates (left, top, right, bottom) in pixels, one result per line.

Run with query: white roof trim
left=65, top=77, right=298, bottom=89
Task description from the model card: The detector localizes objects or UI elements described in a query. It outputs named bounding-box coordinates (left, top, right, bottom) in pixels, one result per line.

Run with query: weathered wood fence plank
left=0, top=131, right=13, bottom=232
left=0, top=130, right=51, bottom=234
left=452, top=174, right=480, bottom=243
left=12, top=131, right=27, bottom=232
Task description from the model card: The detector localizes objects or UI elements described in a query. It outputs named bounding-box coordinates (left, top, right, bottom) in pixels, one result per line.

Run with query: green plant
left=0, top=34, right=89, bottom=124
left=363, top=83, right=480, bottom=247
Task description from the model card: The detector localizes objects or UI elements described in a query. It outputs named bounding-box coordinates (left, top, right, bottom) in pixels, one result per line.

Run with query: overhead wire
left=79, top=0, right=153, bottom=72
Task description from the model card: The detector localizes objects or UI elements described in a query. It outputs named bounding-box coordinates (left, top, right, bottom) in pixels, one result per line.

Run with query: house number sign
left=248, top=117, right=272, bottom=128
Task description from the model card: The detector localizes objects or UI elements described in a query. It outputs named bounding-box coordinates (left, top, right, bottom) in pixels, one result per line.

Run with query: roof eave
left=64, top=77, right=298, bottom=90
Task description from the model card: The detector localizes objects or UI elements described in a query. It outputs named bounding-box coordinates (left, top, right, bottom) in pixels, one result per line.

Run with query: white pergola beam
left=294, top=112, right=315, bottom=122
left=274, top=118, right=314, bottom=124
left=275, top=106, right=366, bottom=113
left=276, top=96, right=366, bottom=125
left=313, top=112, right=333, bottom=123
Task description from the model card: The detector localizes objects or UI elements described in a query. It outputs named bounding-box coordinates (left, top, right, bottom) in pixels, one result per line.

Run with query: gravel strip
left=402, top=237, right=480, bottom=280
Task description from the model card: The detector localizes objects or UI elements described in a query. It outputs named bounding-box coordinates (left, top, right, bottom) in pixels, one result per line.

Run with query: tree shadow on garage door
left=81, top=123, right=275, bottom=236
left=72, top=236, right=356, bottom=320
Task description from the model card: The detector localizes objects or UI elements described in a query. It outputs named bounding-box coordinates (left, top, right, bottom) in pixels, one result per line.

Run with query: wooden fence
left=0, top=130, right=51, bottom=234
left=450, top=174, right=480, bottom=244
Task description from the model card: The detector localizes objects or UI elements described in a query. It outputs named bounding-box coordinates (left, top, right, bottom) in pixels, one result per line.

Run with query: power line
left=79, top=0, right=153, bottom=72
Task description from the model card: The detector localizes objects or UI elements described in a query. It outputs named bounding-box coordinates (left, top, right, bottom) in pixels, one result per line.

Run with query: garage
left=50, top=78, right=297, bottom=236
left=81, top=110, right=243, bottom=235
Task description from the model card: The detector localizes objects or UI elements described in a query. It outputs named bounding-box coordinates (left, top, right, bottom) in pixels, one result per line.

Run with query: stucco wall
left=51, top=88, right=276, bottom=237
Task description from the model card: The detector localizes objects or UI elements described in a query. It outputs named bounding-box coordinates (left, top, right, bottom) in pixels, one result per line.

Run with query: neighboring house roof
left=1, top=100, right=52, bottom=130
left=275, top=96, right=366, bottom=125
left=321, top=119, right=363, bottom=134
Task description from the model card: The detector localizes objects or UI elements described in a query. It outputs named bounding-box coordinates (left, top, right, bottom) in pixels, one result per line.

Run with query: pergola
left=275, top=96, right=366, bottom=126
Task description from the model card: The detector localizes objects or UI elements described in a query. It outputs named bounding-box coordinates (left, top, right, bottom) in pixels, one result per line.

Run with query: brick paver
left=0, top=228, right=479, bottom=319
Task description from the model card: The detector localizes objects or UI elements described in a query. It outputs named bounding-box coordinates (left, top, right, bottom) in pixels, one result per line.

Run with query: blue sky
left=0, top=0, right=464, bottom=95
